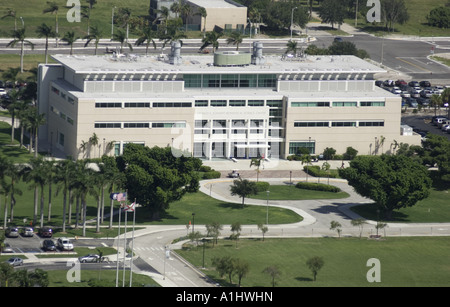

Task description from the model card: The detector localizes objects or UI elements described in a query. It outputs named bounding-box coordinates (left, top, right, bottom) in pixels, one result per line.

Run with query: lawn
left=350, top=187, right=450, bottom=223
left=177, top=236, right=450, bottom=287
left=346, top=0, right=450, bottom=37
left=249, top=184, right=349, bottom=201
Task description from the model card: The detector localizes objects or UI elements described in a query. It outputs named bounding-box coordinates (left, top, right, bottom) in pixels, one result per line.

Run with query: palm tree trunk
left=39, top=186, right=45, bottom=228
left=20, top=40, right=24, bottom=73
left=62, top=190, right=67, bottom=232
left=47, top=183, right=52, bottom=222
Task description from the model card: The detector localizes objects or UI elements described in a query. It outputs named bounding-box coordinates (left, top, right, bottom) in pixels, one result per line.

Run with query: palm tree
left=84, top=25, right=102, bottom=55
left=89, top=132, right=99, bottom=158
left=180, top=2, right=192, bottom=31
left=430, top=94, right=442, bottom=117
left=195, top=7, right=207, bottom=36
left=36, top=23, right=56, bottom=64
left=61, top=31, right=79, bottom=55
left=42, top=1, right=60, bottom=47
left=6, top=28, right=35, bottom=73
left=6, top=89, right=23, bottom=143
left=156, top=6, right=170, bottom=28
left=117, top=7, right=132, bottom=43
left=21, top=156, right=46, bottom=226
left=25, top=107, right=46, bottom=157
left=135, top=27, right=157, bottom=55
left=226, top=31, right=244, bottom=51
left=112, top=29, right=133, bottom=53
left=285, top=40, right=298, bottom=56
left=249, top=157, right=262, bottom=182
left=82, top=0, right=97, bottom=35
left=55, top=160, right=76, bottom=232
left=43, top=159, right=57, bottom=222
left=170, top=0, right=182, bottom=18
left=1, top=8, right=17, bottom=31
left=15, top=99, right=32, bottom=148
left=200, top=31, right=223, bottom=53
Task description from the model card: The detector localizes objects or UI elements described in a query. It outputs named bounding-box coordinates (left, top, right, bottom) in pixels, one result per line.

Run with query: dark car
left=39, top=227, right=53, bottom=238
left=42, top=239, right=56, bottom=251
left=375, top=80, right=383, bottom=87
left=334, top=37, right=343, bottom=43
left=408, top=81, right=420, bottom=88
left=395, top=79, right=407, bottom=86
left=420, top=81, right=431, bottom=88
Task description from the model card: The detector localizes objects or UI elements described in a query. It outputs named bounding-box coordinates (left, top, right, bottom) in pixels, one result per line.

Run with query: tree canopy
left=339, top=155, right=432, bottom=219
left=117, top=144, right=201, bottom=219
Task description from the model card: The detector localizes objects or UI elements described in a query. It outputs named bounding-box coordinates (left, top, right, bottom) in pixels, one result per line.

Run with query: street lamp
left=266, top=190, right=270, bottom=225
left=290, top=7, right=297, bottom=40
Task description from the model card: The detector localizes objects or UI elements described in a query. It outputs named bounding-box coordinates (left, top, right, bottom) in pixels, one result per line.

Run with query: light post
left=248, top=18, right=252, bottom=39
left=290, top=7, right=297, bottom=40
left=266, top=190, right=270, bottom=225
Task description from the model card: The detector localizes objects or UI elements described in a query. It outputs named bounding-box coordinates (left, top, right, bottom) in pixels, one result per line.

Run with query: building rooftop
left=51, top=53, right=386, bottom=75
left=188, top=0, right=244, bottom=8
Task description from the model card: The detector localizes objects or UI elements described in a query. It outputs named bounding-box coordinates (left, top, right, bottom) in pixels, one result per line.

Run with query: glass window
left=210, top=100, right=227, bottom=107
left=360, top=101, right=385, bottom=107
left=333, top=101, right=357, bottom=107
left=289, top=141, right=315, bottom=155
left=221, top=74, right=239, bottom=88
left=248, top=100, right=264, bottom=107
left=229, top=100, right=245, bottom=107
left=195, top=100, right=208, bottom=107
left=331, top=121, right=357, bottom=127
left=291, top=102, right=330, bottom=107
left=258, top=74, right=277, bottom=88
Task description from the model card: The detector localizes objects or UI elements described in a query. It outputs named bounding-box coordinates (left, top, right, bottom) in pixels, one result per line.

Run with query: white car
left=0, top=88, right=6, bottom=95
left=6, top=257, right=23, bottom=266
left=391, top=87, right=401, bottom=95
left=57, top=237, right=74, bottom=251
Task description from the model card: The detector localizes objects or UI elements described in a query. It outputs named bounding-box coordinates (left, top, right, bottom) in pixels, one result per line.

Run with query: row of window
left=184, top=74, right=277, bottom=89
left=95, top=102, right=192, bottom=108
left=94, top=122, right=186, bottom=129
left=294, top=121, right=385, bottom=127
left=50, top=106, right=74, bottom=126
left=291, top=101, right=385, bottom=107
left=51, top=86, right=75, bottom=104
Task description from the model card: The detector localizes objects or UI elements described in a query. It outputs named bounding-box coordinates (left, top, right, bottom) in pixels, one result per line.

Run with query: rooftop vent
left=213, top=51, right=251, bottom=67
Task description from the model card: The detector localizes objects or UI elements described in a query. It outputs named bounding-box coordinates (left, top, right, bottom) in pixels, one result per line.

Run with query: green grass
left=0, top=122, right=35, bottom=163
left=347, top=0, right=450, bottom=37
left=177, top=236, right=450, bottom=287
left=249, top=184, right=349, bottom=201
left=351, top=188, right=450, bottom=223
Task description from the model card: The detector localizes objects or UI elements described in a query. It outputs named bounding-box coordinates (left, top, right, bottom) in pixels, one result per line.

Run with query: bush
left=199, top=165, right=212, bottom=172
left=201, top=171, right=221, bottom=179
left=304, top=166, right=339, bottom=178
left=295, top=181, right=341, bottom=193
left=323, top=147, right=336, bottom=160
left=255, top=181, right=270, bottom=192
left=343, top=147, right=358, bottom=160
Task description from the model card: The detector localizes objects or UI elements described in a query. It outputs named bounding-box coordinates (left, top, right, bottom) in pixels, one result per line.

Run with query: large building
left=37, top=42, right=420, bottom=160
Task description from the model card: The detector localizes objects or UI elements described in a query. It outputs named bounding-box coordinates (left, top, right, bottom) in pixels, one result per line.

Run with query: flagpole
left=129, top=199, right=136, bottom=287
left=115, top=204, right=121, bottom=287
left=122, top=198, right=128, bottom=287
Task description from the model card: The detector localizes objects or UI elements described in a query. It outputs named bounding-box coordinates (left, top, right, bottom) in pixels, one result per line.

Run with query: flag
left=110, top=192, right=127, bottom=201
left=124, top=202, right=135, bottom=212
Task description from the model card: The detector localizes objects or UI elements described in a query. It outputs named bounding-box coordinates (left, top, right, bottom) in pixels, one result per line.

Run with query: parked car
left=437, top=119, right=450, bottom=129
left=0, top=88, right=6, bottom=95
left=441, top=124, right=450, bottom=132
left=395, top=79, right=407, bottom=86
left=420, top=80, right=431, bottom=88
left=375, top=80, right=383, bottom=87
left=6, top=257, right=23, bottom=266
left=417, top=98, right=430, bottom=107
left=42, top=239, right=57, bottom=251
left=420, top=90, right=432, bottom=98
left=78, top=254, right=100, bottom=263
left=383, top=80, right=394, bottom=87
left=408, top=81, right=420, bottom=88
left=408, top=99, right=418, bottom=108
left=57, top=237, right=74, bottom=251
left=38, top=227, right=53, bottom=238
left=435, top=118, right=448, bottom=127
left=2, top=243, right=13, bottom=253
left=334, top=37, right=343, bottom=43
left=432, top=116, right=447, bottom=125
left=391, top=87, right=402, bottom=95
left=5, top=226, right=19, bottom=238
left=21, top=227, right=34, bottom=237
left=400, top=91, right=410, bottom=98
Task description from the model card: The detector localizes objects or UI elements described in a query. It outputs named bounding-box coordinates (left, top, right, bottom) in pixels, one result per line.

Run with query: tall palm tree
left=43, top=1, right=60, bottom=47
left=25, top=106, right=46, bottom=157
left=89, top=132, right=99, bottom=158
left=180, top=2, right=192, bottom=31
left=195, top=7, right=207, bottom=36
left=71, top=160, right=95, bottom=237
left=156, top=6, right=170, bottom=28
left=112, top=29, right=133, bottom=53
left=6, top=89, right=23, bottom=143
left=55, top=160, right=76, bottom=232
left=61, top=31, right=79, bottom=55
left=200, top=31, right=223, bottom=53
left=82, top=0, right=97, bottom=35
left=6, top=28, right=35, bottom=73
left=226, top=31, right=244, bottom=51
left=285, top=40, right=298, bottom=55
left=135, top=27, right=157, bottom=55
left=5, top=162, right=22, bottom=223
left=84, top=25, right=102, bottom=55
left=15, top=99, right=32, bottom=148
left=36, top=23, right=56, bottom=64
left=21, top=156, right=46, bottom=226
left=1, top=8, right=17, bottom=31
left=117, top=7, right=132, bottom=43
left=43, top=159, right=57, bottom=222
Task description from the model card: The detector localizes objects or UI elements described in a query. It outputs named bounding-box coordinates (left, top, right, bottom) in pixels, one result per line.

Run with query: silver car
left=21, top=227, right=34, bottom=237
left=6, top=257, right=23, bottom=266
left=78, top=254, right=100, bottom=263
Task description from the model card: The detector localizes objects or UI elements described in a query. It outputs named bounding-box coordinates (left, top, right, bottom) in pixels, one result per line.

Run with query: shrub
left=304, top=166, right=338, bottom=178
left=201, top=171, right=221, bottom=179
left=199, top=165, right=212, bottom=172
left=343, top=147, right=358, bottom=160
left=255, top=181, right=270, bottom=192
left=295, top=181, right=341, bottom=193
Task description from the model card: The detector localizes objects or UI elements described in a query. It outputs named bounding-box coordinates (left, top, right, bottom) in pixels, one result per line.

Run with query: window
left=331, top=121, right=357, bottom=127
left=95, top=123, right=121, bottom=128
left=289, top=141, right=315, bottom=155
left=124, top=123, right=150, bottom=128
left=152, top=122, right=186, bottom=128
left=124, top=102, right=150, bottom=108
left=58, top=132, right=64, bottom=147
left=195, top=100, right=208, bottom=107
left=267, top=100, right=283, bottom=107
left=96, top=102, right=122, bottom=108
left=210, top=100, right=227, bottom=107
left=221, top=74, right=239, bottom=88
left=248, top=100, right=264, bottom=107
left=153, top=102, right=192, bottom=108
left=184, top=74, right=202, bottom=88
left=360, top=101, right=385, bottom=107
left=258, top=74, right=277, bottom=88
left=359, top=121, right=385, bottom=127
left=294, top=122, right=329, bottom=127
left=291, top=102, right=330, bottom=107
left=229, top=100, right=245, bottom=107
left=333, top=101, right=357, bottom=107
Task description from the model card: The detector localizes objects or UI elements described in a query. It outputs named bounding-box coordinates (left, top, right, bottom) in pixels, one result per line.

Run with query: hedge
left=304, top=166, right=339, bottom=178
left=255, top=181, right=270, bottom=192
left=201, top=171, right=221, bottom=179
left=295, top=181, right=341, bottom=193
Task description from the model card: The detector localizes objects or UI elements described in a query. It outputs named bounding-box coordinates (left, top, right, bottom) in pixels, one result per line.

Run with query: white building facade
left=37, top=43, right=421, bottom=160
